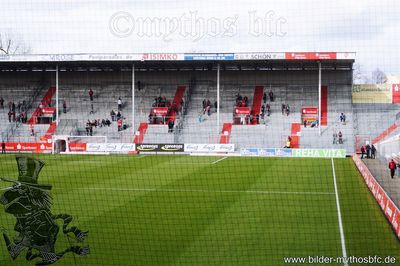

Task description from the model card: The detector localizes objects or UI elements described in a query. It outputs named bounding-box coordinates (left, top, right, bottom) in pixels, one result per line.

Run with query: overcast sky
left=1, top=0, right=399, bottom=74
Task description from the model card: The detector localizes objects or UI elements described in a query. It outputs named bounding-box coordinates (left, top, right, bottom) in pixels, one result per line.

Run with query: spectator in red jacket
left=360, top=146, right=366, bottom=159
left=389, top=159, right=397, bottom=179
left=117, top=118, right=123, bottom=131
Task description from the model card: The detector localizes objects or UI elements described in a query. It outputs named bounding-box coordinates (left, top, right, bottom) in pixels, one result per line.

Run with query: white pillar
left=217, top=63, right=220, bottom=135
left=56, top=64, right=59, bottom=126
left=318, top=61, right=322, bottom=136
left=132, top=64, right=135, bottom=135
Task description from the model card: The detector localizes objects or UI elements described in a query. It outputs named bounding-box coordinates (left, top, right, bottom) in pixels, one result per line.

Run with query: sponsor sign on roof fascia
left=0, top=52, right=355, bottom=63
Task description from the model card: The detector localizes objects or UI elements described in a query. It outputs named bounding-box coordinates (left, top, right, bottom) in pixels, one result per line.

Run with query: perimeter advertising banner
left=136, top=144, right=184, bottom=152
left=352, top=155, right=400, bottom=240
left=86, top=143, right=136, bottom=153
left=4, top=142, right=52, bottom=152
left=184, top=144, right=235, bottom=153
left=240, top=148, right=346, bottom=158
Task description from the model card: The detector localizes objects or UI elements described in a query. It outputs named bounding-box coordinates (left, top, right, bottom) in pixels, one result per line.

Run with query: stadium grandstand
left=0, top=52, right=359, bottom=151
left=1, top=51, right=400, bottom=265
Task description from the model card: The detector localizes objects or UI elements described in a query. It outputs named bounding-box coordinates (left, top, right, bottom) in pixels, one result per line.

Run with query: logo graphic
left=0, top=156, right=89, bottom=265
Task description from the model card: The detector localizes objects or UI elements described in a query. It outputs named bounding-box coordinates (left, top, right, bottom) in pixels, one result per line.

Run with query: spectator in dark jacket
left=371, top=145, right=376, bottom=159
left=269, top=90, right=274, bottom=102
left=89, top=89, right=94, bottom=101
left=366, top=144, right=371, bottom=158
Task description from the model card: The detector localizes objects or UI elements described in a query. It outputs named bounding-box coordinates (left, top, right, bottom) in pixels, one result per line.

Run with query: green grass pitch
left=0, top=154, right=399, bottom=265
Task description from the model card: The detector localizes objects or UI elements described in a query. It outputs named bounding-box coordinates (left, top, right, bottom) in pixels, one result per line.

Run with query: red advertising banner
left=352, top=155, right=400, bottom=240
left=4, top=142, right=88, bottom=152
left=285, top=52, right=337, bottom=60
left=234, top=107, right=251, bottom=115
left=5, top=142, right=52, bottom=152
left=42, top=107, right=56, bottom=115
left=69, top=143, right=87, bottom=152
left=392, top=84, right=400, bottom=104
left=151, top=107, right=168, bottom=116
left=302, top=107, right=318, bottom=115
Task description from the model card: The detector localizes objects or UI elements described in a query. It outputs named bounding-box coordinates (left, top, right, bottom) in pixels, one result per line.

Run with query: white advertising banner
left=184, top=144, right=235, bottom=153
left=86, top=143, right=136, bottom=153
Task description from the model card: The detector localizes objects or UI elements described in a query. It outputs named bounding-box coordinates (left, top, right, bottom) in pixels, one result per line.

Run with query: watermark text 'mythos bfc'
left=109, top=10, right=286, bottom=41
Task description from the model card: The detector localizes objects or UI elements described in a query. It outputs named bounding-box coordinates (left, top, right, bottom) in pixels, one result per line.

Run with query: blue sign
left=184, top=53, right=234, bottom=61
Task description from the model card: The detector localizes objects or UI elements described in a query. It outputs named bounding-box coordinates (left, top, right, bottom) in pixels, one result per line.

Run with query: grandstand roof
left=0, top=52, right=355, bottom=71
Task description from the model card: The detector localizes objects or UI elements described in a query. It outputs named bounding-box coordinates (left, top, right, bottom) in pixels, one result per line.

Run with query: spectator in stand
left=256, top=114, right=260, bottom=124
left=269, top=90, right=274, bottom=102
left=236, top=93, right=242, bottom=103
left=0, top=97, right=4, bottom=109
left=284, top=136, right=291, bottom=148
left=303, top=120, right=307, bottom=128
left=89, top=89, right=94, bottom=101
left=371, top=144, right=376, bottom=159
left=110, top=110, right=116, bottom=121
left=339, top=112, right=346, bottom=124
left=263, top=92, right=267, bottom=103
left=205, top=105, right=211, bottom=116
left=243, top=96, right=248, bottom=106
left=105, top=118, right=111, bottom=126
left=389, top=159, right=397, bottom=179
left=12, top=102, right=15, bottom=112
left=19, top=112, right=25, bottom=123
left=117, top=118, right=123, bottom=131
left=85, top=122, right=90, bottom=136
left=168, top=119, right=174, bottom=133
left=8, top=111, right=12, bottom=122
left=148, top=114, right=153, bottom=124
left=281, top=104, right=285, bottom=115
left=90, top=103, right=94, bottom=114
left=360, top=146, right=366, bottom=159
left=116, top=111, right=122, bottom=120
left=1, top=140, right=5, bottom=154
left=214, top=101, right=217, bottom=112
left=261, top=104, right=265, bottom=119
left=285, top=104, right=290, bottom=116
left=365, top=143, right=371, bottom=158
left=266, top=104, right=271, bottom=117
left=63, top=100, right=67, bottom=113
left=333, top=131, right=337, bottom=144
left=29, top=124, right=34, bottom=136
left=17, top=102, right=21, bottom=112
left=12, top=111, right=16, bottom=122
left=118, top=97, right=123, bottom=111
left=311, top=119, right=319, bottom=128
left=338, top=131, right=343, bottom=144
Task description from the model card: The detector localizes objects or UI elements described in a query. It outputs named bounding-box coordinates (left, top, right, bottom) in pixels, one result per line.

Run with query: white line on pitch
left=331, top=158, right=348, bottom=266
left=211, top=157, right=228, bottom=164
left=80, top=187, right=335, bottom=196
